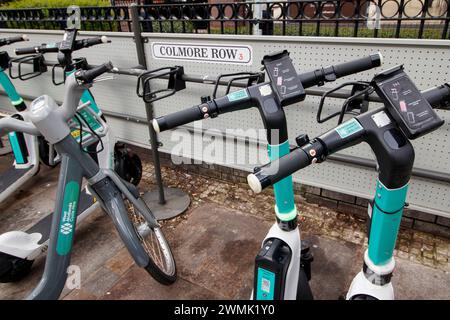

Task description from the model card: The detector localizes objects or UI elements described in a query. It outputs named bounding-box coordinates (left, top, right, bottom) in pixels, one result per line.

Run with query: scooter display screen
left=373, top=67, right=444, bottom=139
left=59, top=29, right=77, bottom=52
left=262, top=51, right=305, bottom=107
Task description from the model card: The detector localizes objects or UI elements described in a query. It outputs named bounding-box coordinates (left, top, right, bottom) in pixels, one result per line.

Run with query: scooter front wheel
left=125, top=200, right=177, bottom=285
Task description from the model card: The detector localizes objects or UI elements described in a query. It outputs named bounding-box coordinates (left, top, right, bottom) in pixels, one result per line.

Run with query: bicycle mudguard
left=90, top=177, right=150, bottom=268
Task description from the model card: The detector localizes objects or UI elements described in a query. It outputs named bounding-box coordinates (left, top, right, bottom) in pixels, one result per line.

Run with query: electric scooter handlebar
left=0, top=35, right=29, bottom=47
left=74, top=36, right=110, bottom=50
left=152, top=53, right=383, bottom=133
left=247, top=83, right=450, bottom=193
left=300, top=53, right=383, bottom=88
left=14, top=36, right=110, bottom=55
left=15, top=43, right=59, bottom=55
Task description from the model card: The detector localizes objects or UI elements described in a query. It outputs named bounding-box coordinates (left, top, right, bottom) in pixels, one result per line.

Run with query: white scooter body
left=251, top=222, right=301, bottom=300
left=347, top=250, right=395, bottom=300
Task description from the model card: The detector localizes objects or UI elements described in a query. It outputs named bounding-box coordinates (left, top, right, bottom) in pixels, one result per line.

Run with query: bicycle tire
left=125, top=200, right=177, bottom=285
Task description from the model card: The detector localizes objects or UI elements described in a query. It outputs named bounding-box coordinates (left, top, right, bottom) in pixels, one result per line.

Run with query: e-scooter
left=0, top=63, right=176, bottom=299
left=0, top=29, right=141, bottom=282
left=151, top=52, right=382, bottom=299
left=247, top=66, right=450, bottom=300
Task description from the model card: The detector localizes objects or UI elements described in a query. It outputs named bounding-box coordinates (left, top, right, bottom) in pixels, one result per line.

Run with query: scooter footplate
left=26, top=190, right=94, bottom=245
left=0, top=166, right=34, bottom=194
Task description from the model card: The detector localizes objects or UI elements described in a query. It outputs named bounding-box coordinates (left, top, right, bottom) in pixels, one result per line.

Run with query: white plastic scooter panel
left=0, top=30, right=448, bottom=218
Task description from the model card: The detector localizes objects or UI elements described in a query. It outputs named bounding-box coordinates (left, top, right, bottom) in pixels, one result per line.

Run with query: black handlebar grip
left=15, top=43, right=59, bottom=55
left=0, top=35, right=28, bottom=47
left=333, top=53, right=383, bottom=79
left=298, top=53, right=383, bottom=89
left=15, top=46, right=39, bottom=55
left=153, top=105, right=205, bottom=133
left=75, top=61, right=114, bottom=83
left=422, top=83, right=450, bottom=109
left=247, top=148, right=311, bottom=193
left=75, top=36, right=110, bottom=50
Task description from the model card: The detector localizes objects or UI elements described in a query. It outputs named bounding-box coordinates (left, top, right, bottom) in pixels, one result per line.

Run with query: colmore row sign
left=151, top=42, right=253, bottom=65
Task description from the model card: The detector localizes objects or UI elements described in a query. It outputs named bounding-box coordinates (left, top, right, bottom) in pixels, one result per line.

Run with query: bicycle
left=0, top=29, right=142, bottom=283
left=0, top=62, right=177, bottom=300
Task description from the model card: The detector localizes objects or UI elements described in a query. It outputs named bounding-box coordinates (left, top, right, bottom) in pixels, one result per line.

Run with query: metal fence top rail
left=2, top=28, right=449, bottom=47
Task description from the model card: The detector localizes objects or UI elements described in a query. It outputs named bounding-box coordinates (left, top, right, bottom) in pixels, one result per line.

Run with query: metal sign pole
left=130, top=3, right=190, bottom=220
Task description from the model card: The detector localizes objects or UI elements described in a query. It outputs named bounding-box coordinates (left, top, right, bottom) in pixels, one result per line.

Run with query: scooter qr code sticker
left=262, top=278, right=271, bottom=293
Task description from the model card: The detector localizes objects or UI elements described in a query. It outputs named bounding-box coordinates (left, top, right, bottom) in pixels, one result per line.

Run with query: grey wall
left=0, top=29, right=449, bottom=217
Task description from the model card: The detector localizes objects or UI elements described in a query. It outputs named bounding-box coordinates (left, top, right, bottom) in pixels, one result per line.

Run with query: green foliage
left=1, top=0, right=110, bottom=9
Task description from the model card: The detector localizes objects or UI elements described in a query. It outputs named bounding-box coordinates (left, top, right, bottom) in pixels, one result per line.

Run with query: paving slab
left=393, top=258, right=450, bottom=299
left=98, top=265, right=225, bottom=300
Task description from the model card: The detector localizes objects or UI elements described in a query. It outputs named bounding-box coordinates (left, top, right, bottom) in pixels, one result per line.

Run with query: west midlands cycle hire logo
left=60, top=222, right=73, bottom=235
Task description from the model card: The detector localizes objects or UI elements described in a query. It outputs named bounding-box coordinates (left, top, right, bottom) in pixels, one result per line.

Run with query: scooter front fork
left=347, top=180, right=408, bottom=300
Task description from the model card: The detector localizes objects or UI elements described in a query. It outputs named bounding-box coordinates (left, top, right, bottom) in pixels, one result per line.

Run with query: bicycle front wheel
left=125, top=200, right=177, bottom=285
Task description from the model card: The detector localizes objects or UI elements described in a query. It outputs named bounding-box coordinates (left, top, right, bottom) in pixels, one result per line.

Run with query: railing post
left=130, top=3, right=165, bottom=205
left=129, top=3, right=190, bottom=220
left=443, top=0, right=450, bottom=39
left=395, top=0, right=405, bottom=38
left=253, top=1, right=263, bottom=35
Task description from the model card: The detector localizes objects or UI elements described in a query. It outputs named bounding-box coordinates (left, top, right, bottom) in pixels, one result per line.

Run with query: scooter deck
left=27, top=190, right=95, bottom=245
left=0, top=166, right=35, bottom=194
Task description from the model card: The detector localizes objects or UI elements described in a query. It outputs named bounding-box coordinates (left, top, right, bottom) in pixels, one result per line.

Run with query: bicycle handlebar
left=0, top=35, right=29, bottom=48
left=247, top=83, right=450, bottom=193
left=14, top=36, right=110, bottom=55
left=153, top=53, right=383, bottom=133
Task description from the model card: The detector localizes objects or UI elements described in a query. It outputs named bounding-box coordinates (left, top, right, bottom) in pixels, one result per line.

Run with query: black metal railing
left=0, top=1, right=448, bottom=39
